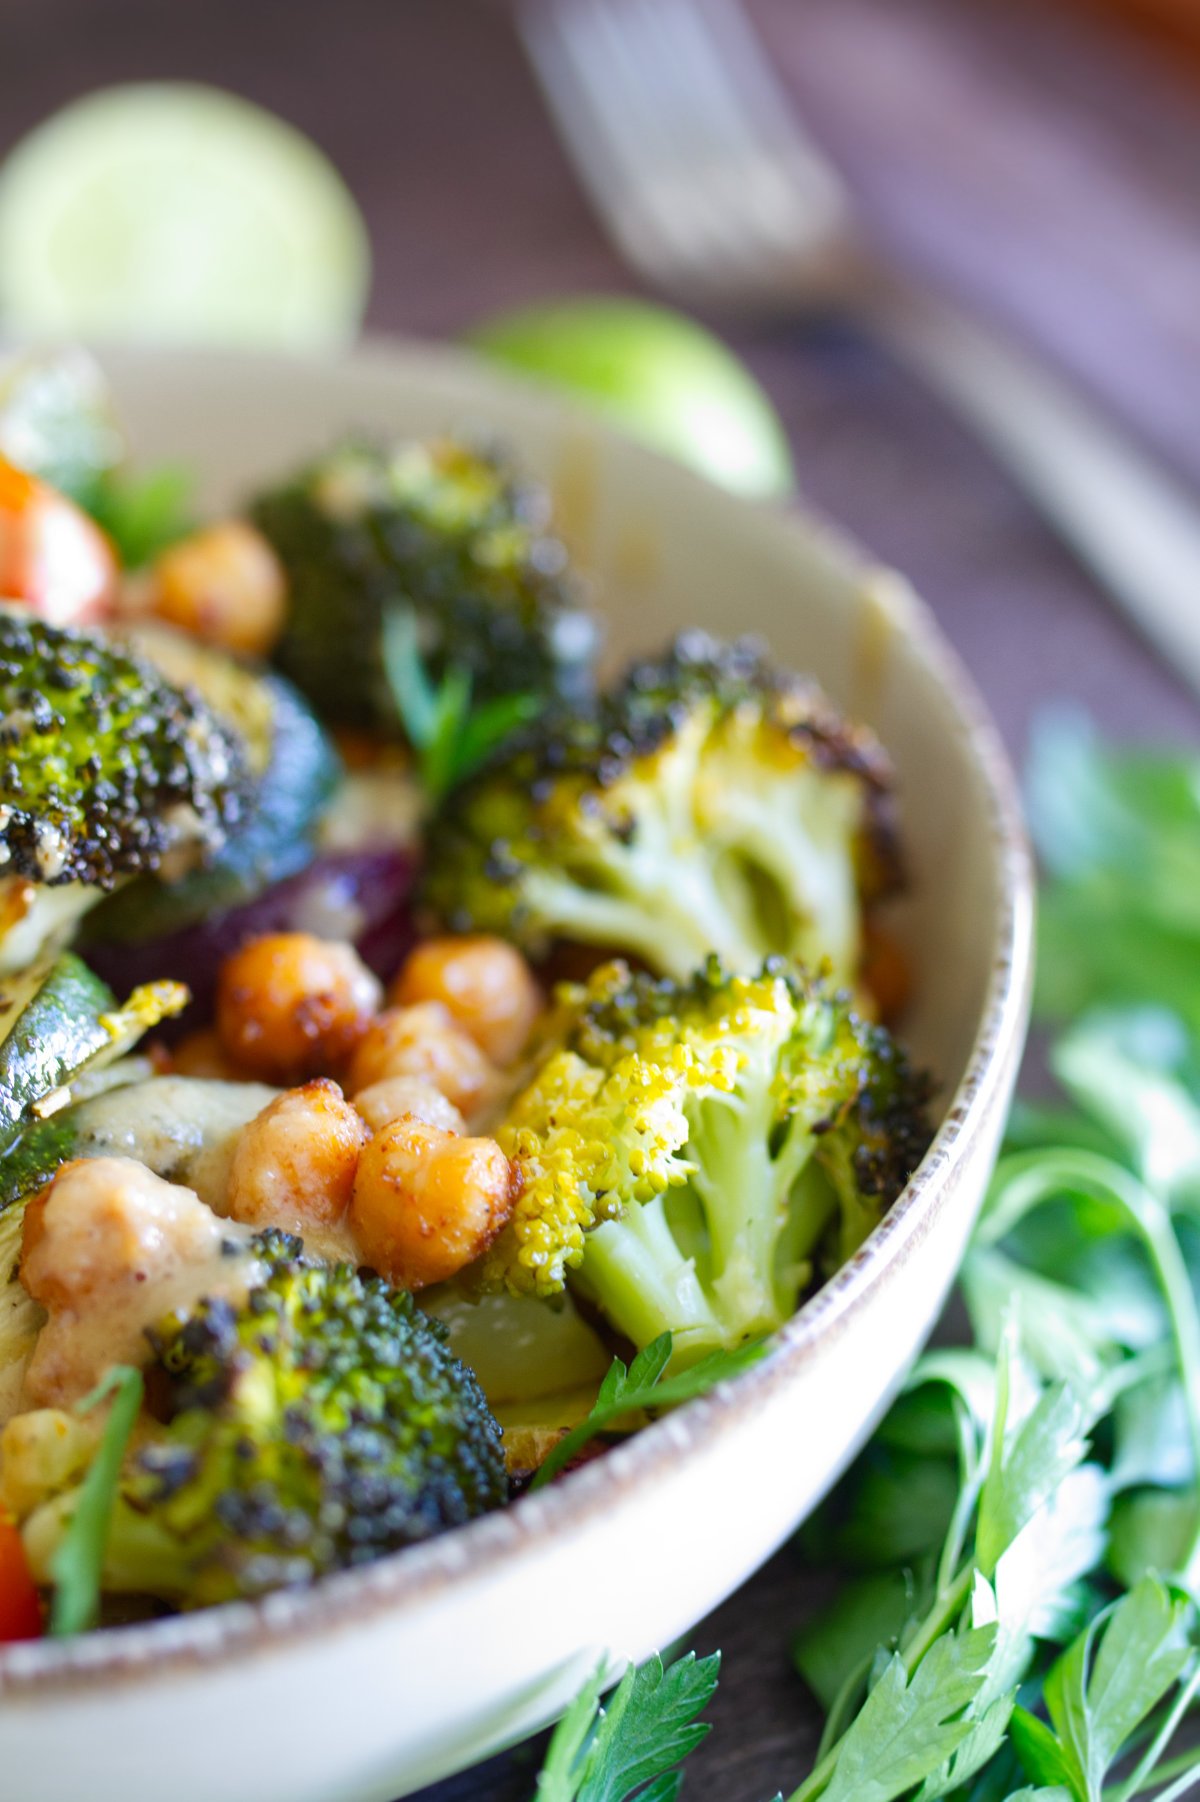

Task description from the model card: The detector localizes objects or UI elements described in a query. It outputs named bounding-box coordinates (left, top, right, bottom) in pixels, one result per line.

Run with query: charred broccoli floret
left=0, top=609, right=247, bottom=973
left=251, top=435, right=600, bottom=736
left=424, top=632, right=900, bottom=985
left=487, top=957, right=931, bottom=1361
left=22, top=1231, right=507, bottom=1606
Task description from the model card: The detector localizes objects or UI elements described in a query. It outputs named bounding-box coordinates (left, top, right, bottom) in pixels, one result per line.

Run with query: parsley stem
left=1106, top=1656, right=1200, bottom=1802
left=1141, top=1761, right=1200, bottom=1802
left=895, top=1565, right=974, bottom=1674
left=979, top=1151, right=1200, bottom=1575
left=1136, top=1210, right=1200, bottom=1575
left=1089, top=1340, right=1176, bottom=1414
left=814, top=1652, right=874, bottom=1764
left=48, top=1364, right=143, bottom=1636
left=934, top=1396, right=984, bottom=1598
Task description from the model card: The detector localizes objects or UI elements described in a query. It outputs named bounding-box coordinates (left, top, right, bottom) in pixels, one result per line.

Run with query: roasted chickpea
left=216, top=932, right=382, bottom=1084
left=225, top=1080, right=367, bottom=1239
left=152, top=519, right=287, bottom=658
left=390, top=936, right=542, bottom=1066
left=353, top=1076, right=465, bottom=1136
left=346, top=1003, right=500, bottom=1123
left=350, top=1117, right=515, bottom=1288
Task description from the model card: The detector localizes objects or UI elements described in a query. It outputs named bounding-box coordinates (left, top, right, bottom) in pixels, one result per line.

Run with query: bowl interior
left=0, top=346, right=1030, bottom=1783
left=101, top=339, right=1012, bottom=1095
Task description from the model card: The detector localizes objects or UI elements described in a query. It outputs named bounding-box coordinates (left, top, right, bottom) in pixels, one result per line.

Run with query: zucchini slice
left=0, top=1074, right=276, bottom=1215
left=84, top=626, right=341, bottom=944
left=0, top=953, right=186, bottom=1154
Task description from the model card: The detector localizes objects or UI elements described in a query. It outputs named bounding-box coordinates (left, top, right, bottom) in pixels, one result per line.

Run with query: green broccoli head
left=251, top=435, right=600, bottom=735
left=0, top=607, right=247, bottom=891
left=488, top=957, right=932, bottom=1361
left=38, top=1230, right=507, bottom=1606
left=423, top=631, right=900, bottom=985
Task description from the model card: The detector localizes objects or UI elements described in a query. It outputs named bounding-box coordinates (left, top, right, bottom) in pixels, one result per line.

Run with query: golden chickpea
left=351, top=1117, right=515, bottom=1289
left=152, top=519, right=287, bottom=658
left=216, top=932, right=382, bottom=1085
left=390, top=935, right=542, bottom=1066
left=353, top=1076, right=465, bottom=1136
left=346, top=1003, right=500, bottom=1123
left=225, top=1080, right=367, bottom=1237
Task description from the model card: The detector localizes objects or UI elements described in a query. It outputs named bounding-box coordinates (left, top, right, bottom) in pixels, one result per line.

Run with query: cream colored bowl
left=0, top=342, right=1032, bottom=1802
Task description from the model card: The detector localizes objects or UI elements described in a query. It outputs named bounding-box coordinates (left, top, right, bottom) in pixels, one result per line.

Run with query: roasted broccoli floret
left=424, top=632, right=900, bottom=985
left=0, top=609, right=247, bottom=972
left=0, top=608, right=246, bottom=889
left=22, top=1231, right=507, bottom=1606
left=486, top=957, right=931, bottom=1360
left=251, top=435, right=600, bottom=735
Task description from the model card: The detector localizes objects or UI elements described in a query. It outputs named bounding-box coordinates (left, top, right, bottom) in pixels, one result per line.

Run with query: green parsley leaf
left=577, top=1654, right=720, bottom=1802
left=975, top=1150, right=1200, bottom=1586
left=800, top=1626, right=998, bottom=1802
left=1011, top=1578, right=1194, bottom=1802
left=528, top=1334, right=767, bottom=1491
left=1027, top=710, right=1200, bottom=1032
left=975, top=1362, right=1092, bottom=1580
left=1110, top=1371, right=1192, bottom=1491
left=1108, top=1490, right=1197, bottom=1593
left=534, top=1652, right=720, bottom=1802
left=1052, top=1008, right=1200, bottom=1206
left=793, top=1570, right=918, bottom=1717
left=382, top=600, right=539, bottom=800
left=48, top=1363, right=144, bottom=1636
left=536, top=1667, right=610, bottom=1802
left=86, top=464, right=195, bottom=567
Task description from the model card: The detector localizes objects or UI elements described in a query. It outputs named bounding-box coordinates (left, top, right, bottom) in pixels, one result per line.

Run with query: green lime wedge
left=0, top=85, right=370, bottom=350
left=469, top=296, right=794, bottom=500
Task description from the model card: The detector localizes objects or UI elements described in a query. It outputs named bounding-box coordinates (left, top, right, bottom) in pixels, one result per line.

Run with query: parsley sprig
left=382, top=602, right=540, bottom=800
left=530, top=1333, right=768, bottom=1492
left=535, top=1652, right=720, bottom=1802
left=48, top=1363, right=143, bottom=1637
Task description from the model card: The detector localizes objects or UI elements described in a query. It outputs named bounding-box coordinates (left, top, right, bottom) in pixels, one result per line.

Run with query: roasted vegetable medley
left=0, top=352, right=933, bottom=1639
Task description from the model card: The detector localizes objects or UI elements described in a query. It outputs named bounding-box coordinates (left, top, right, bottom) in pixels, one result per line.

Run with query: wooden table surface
left=5, top=1, right=1200, bottom=1795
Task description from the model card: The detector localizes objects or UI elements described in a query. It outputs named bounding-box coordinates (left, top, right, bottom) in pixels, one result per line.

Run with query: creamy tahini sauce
left=21, top=1157, right=266, bottom=1409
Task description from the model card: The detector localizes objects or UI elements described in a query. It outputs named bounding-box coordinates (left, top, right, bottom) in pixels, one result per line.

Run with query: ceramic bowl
left=0, top=342, right=1033, bottom=1802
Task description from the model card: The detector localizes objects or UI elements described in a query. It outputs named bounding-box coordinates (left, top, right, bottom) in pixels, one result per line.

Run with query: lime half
left=0, top=85, right=370, bottom=349
left=470, top=296, right=794, bottom=501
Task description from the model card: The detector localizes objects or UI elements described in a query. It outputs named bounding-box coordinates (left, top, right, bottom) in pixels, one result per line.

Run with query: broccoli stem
left=686, top=1093, right=826, bottom=1345
left=577, top=1196, right=722, bottom=1357
left=703, top=773, right=863, bottom=981
left=524, top=850, right=762, bottom=981
left=575, top=1130, right=833, bottom=1361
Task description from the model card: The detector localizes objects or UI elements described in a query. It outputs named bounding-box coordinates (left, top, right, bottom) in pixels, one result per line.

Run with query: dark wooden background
left=4, top=1, right=1200, bottom=1794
